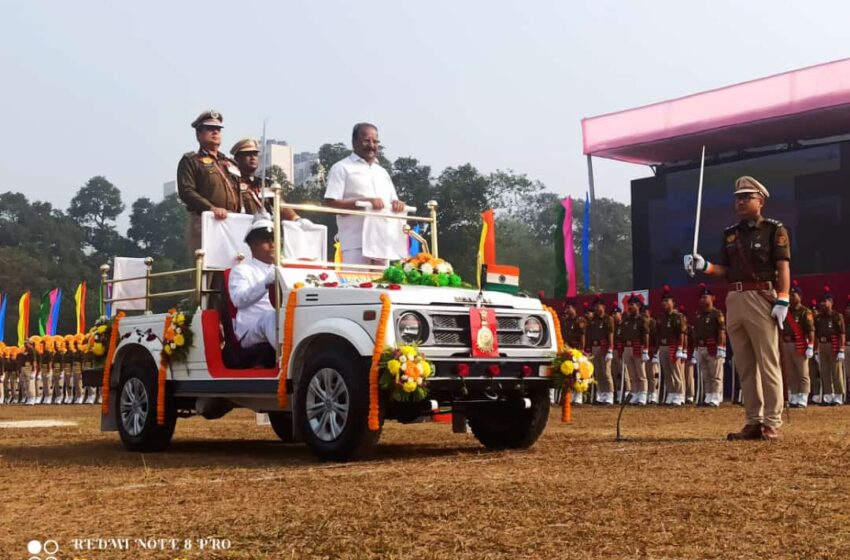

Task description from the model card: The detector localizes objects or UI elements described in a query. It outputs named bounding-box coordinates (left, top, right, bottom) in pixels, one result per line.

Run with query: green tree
left=68, top=176, right=125, bottom=256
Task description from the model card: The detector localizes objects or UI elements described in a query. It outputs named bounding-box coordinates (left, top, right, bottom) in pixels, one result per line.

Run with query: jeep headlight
left=397, top=312, right=428, bottom=343
left=522, top=316, right=545, bottom=346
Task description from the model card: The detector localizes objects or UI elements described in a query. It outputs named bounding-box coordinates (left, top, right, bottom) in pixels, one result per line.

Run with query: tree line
left=0, top=144, right=632, bottom=339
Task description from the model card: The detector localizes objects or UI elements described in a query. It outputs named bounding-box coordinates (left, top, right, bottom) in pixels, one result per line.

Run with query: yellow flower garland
left=368, top=293, right=392, bottom=431
left=277, top=284, right=303, bottom=409
left=156, top=313, right=173, bottom=426
left=101, top=311, right=125, bottom=415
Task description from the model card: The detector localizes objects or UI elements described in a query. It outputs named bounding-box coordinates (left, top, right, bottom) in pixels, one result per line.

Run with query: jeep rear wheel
left=296, top=351, right=379, bottom=462
left=116, top=364, right=176, bottom=452
left=268, top=411, right=295, bottom=443
left=468, top=391, right=549, bottom=450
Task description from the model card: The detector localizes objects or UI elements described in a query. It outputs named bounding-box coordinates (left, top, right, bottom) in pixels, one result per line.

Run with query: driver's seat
left=220, top=268, right=276, bottom=369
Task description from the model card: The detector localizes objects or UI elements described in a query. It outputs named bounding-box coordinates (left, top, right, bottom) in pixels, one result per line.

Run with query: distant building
left=263, top=139, right=294, bottom=185
left=293, top=151, right=319, bottom=186
left=163, top=180, right=176, bottom=198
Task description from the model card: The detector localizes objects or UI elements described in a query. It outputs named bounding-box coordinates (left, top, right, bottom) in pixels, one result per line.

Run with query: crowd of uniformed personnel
left=558, top=285, right=848, bottom=409
left=1, top=334, right=101, bottom=405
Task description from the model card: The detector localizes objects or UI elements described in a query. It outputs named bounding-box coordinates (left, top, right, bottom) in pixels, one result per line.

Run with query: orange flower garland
left=368, top=293, right=392, bottom=431
left=277, top=284, right=302, bottom=409
left=543, top=305, right=564, bottom=351
left=101, top=311, right=125, bottom=415
left=156, top=312, right=173, bottom=426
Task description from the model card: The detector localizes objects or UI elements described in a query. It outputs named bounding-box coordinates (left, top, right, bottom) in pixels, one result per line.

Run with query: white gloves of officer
left=690, top=355, right=698, bottom=365
left=264, top=267, right=278, bottom=287
left=605, top=351, right=613, bottom=362
left=651, top=354, right=659, bottom=365
left=717, top=347, right=727, bottom=360
left=771, top=295, right=789, bottom=330
left=296, top=218, right=323, bottom=232
left=683, top=253, right=710, bottom=277
left=839, top=350, right=846, bottom=361
left=805, top=345, right=814, bottom=359
left=676, top=347, right=687, bottom=360
left=641, top=350, right=650, bottom=363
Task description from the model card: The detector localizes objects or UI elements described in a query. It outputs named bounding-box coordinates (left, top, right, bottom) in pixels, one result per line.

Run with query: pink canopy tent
left=582, top=57, right=850, bottom=165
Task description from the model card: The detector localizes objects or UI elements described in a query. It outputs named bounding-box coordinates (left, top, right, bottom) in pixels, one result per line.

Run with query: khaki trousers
left=684, top=361, right=695, bottom=401
left=780, top=342, right=809, bottom=396
left=612, top=353, right=630, bottom=396
left=659, top=345, right=684, bottom=395
left=809, top=356, right=821, bottom=398
left=697, top=347, right=724, bottom=396
left=624, top=348, right=646, bottom=393
left=818, top=343, right=845, bottom=397
left=592, top=346, right=613, bottom=394
left=645, top=361, right=659, bottom=397
left=726, top=291, right=783, bottom=429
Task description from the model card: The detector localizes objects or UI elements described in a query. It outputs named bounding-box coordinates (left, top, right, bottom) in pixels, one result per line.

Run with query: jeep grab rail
left=97, top=196, right=440, bottom=317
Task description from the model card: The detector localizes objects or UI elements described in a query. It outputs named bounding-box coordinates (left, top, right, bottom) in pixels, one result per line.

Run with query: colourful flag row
left=0, top=282, right=86, bottom=345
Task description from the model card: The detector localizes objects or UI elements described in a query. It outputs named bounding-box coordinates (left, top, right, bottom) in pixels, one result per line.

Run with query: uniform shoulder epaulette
left=764, top=217, right=784, bottom=228
left=183, top=151, right=197, bottom=158
left=724, top=223, right=739, bottom=232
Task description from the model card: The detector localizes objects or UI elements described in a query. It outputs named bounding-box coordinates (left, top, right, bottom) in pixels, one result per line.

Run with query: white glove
left=690, top=355, right=698, bottom=365
left=651, top=354, right=659, bottom=365
left=839, top=350, right=846, bottom=361
left=805, top=345, right=814, bottom=359
left=641, top=350, right=650, bottom=363
left=297, top=218, right=323, bottom=232
left=605, top=351, right=613, bottom=362
left=676, top=347, right=687, bottom=360
left=264, top=267, right=278, bottom=286
left=683, top=253, right=709, bottom=277
left=717, top=347, right=727, bottom=359
left=771, top=296, right=789, bottom=330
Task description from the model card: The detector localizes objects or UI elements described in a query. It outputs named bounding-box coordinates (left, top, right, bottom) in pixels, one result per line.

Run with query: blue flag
left=409, top=224, right=421, bottom=256
left=582, top=192, right=591, bottom=290
left=0, top=294, right=7, bottom=342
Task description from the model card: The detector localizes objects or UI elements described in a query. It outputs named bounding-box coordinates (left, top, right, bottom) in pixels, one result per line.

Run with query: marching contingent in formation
left=559, top=284, right=849, bottom=409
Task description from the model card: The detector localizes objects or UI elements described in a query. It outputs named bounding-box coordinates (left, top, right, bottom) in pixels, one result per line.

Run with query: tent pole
left=585, top=155, right=599, bottom=290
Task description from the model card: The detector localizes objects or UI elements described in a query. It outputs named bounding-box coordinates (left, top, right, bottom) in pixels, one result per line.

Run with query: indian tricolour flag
left=484, top=264, right=520, bottom=294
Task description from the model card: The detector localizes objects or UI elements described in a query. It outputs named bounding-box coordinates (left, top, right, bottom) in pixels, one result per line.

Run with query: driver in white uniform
left=228, top=214, right=283, bottom=347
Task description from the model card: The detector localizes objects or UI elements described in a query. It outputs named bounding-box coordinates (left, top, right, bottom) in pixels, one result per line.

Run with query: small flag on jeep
left=484, top=264, right=520, bottom=294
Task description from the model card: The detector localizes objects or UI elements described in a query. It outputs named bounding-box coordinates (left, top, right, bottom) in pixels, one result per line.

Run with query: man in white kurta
left=323, top=122, right=407, bottom=265
left=228, top=215, right=282, bottom=347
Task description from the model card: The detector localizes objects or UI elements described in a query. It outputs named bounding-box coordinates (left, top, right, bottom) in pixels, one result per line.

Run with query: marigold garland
left=156, top=313, right=173, bottom=426
left=277, top=285, right=302, bottom=409
left=552, top=346, right=595, bottom=423
left=378, top=344, right=434, bottom=402
left=101, top=311, right=125, bottom=415
left=368, top=293, right=392, bottom=431
left=543, top=305, right=564, bottom=350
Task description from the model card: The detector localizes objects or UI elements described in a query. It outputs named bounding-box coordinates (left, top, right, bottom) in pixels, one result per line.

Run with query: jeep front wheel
left=296, top=351, right=379, bottom=462
left=468, top=391, right=549, bottom=450
left=115, top=364, right=176, bottom=452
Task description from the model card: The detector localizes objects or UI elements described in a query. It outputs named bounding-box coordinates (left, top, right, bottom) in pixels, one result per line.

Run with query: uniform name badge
left=470, top=307, right=499, bottom=358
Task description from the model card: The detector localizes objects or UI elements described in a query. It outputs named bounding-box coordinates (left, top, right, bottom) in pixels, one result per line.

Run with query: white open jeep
left=88, top=196, right=557, bottom=461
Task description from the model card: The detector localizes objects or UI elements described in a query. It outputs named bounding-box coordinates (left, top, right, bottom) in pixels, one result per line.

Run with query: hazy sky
left=1, top=0, right=848, bottom=229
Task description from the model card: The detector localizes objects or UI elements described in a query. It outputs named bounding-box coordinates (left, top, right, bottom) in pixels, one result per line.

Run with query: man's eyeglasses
left=735, top=193, right=759, bottom=202
left=199, top=125, right=222, bottom=132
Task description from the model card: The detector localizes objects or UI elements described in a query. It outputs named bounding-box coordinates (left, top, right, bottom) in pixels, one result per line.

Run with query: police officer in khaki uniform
left=622, top=294, right=651, bottom=405
left=657, top=286, right=687, bottom=406
left=560, top=299, right=587, bottom=405
left=693, top=283, right=727, bottom=407
left=177, top=110, right=242, bottom=252
left=814, top=287, right=846, bottom=405
left=682, top=306, right=696, bottom=404
left=685, top=176, right=790, bottom=440
left=611, top=302, right=630, bottom=402
left=643, top=305, right=660, bottom=404
left=780, top=281, right=814, bottom=408
left=808, top=297, right=823, bottom=405
left=587, top=295, right=615, bottom=405
left=844, top=295, right=850, bottom=403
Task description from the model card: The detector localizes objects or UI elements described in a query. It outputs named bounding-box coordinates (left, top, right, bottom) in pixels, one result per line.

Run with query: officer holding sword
left=685, top=176, right=791, bottom=441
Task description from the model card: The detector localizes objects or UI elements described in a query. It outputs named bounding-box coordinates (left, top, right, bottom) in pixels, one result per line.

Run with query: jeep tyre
left=115, top=364, right=176, bottom=452
left=468, top=390, right=549, bottom=450
left=268, top=411, right=295, bottom=443
left=296, top=351, right=380, bottom=461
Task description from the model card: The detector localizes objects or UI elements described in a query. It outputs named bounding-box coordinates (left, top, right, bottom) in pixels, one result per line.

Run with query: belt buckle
left=734, top=282, right=743, bottom=292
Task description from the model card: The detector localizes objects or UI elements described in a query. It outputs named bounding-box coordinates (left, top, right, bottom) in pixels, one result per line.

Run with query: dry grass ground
left=2, top=403, right=850, bottom=559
